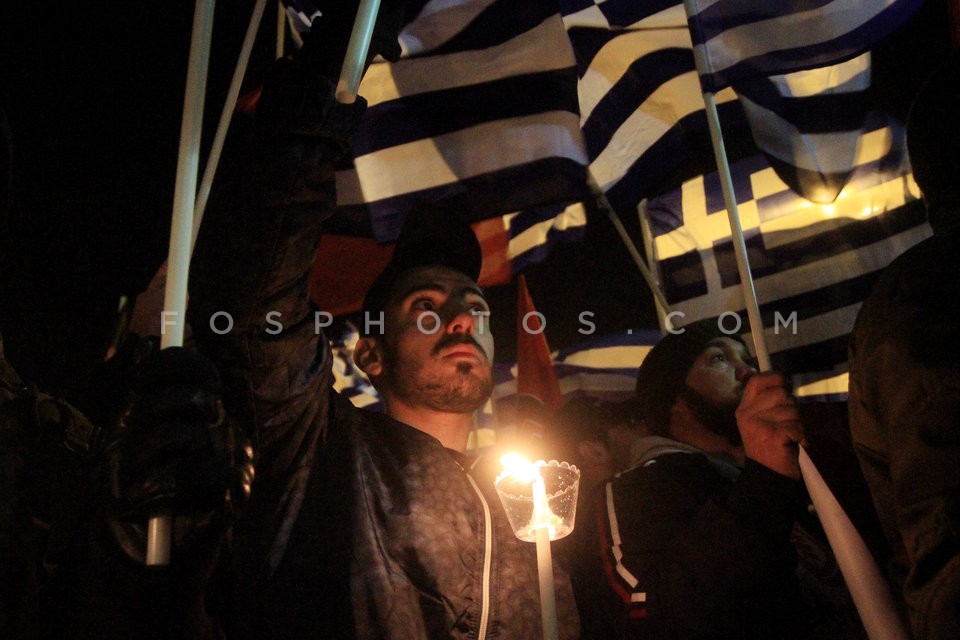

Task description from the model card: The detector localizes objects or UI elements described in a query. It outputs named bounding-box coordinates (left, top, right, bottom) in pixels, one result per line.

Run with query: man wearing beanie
left=848, top=50, right=960, bottom=640
left=578, top=318, right=818, bottom=639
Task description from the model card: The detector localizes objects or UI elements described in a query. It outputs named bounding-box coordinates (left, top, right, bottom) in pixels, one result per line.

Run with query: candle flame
left=499, top=453, right=540, bottom=483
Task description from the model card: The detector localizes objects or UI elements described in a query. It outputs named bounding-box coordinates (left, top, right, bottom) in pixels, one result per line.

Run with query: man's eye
left=712, top=353, right=726, bottom=362
left=470, top=303, right=488, bottom=314
left=412, top=298, right=435, bottom=311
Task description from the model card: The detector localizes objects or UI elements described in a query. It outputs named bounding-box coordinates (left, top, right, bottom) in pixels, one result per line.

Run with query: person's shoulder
left=612, top=450, right=719, bottom=494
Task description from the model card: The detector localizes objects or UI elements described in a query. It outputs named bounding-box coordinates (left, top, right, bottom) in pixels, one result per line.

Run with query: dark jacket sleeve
left=187, top=62, right=363, bottom=489
left=848, top=235, right=960, bottom=640
left=595, top=454, right=805, bottom=639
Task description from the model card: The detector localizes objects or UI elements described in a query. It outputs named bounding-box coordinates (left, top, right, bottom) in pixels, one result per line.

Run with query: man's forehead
left=388, top=265, right=485, bottom=302
left=702, top=336, right=749, bottom=356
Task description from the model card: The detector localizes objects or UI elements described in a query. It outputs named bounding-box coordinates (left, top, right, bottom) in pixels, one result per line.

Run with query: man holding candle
left=578, top=320, right=862, bottom=639
left=39, top=2, right=580, bottom=637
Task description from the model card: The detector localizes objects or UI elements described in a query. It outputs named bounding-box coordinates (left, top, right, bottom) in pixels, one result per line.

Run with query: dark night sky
left=0, top=1, right=953, bottom=398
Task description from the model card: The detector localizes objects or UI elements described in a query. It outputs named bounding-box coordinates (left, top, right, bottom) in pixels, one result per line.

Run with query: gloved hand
left=106, top=347, right=254, bottom=564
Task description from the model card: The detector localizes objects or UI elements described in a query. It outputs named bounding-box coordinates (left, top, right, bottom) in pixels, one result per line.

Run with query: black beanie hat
left=634, top=319, right=730, bottom=435
left=906, top=49, right=960, bottom=231
left=361, top=203, right=482, bottom=328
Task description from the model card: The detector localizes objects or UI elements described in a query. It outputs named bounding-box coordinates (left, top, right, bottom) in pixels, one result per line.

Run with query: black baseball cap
left=360, top=203, right=482, bottom=324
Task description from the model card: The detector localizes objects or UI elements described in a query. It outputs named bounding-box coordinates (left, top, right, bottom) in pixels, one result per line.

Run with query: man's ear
left=353, top=336, right=384, bottom=378
left=577, top=440, right=611, bottom=466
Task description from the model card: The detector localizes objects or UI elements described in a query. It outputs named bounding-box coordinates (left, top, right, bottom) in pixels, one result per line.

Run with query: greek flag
left=332, top=0, right=590, bottom=242
left=685, top=0, right=923, bottom=93
left=642, top=114, right=930, bottom=398
left=562, top=3, right=749, bottom=211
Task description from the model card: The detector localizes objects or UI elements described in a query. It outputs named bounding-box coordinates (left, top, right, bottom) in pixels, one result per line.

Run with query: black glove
left=106, top=347, right=253, bottom=564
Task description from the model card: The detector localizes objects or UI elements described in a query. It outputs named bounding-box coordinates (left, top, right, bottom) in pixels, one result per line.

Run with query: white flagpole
left=681, top=2, right=910, bottom=637
left=276, top=0, right=287, bottom=60
left=335, top=0, right=382, bottom=104
left=192, top=0, right=269, bottom=250
left=698, top=91, right=770, bottom=367
left=587, top=174, right=670, bottom=311
left=148, top=0, right=217, bottom=566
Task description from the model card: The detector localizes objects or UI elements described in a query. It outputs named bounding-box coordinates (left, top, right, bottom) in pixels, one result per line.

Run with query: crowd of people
left=1, top=5, right=958, bottom=639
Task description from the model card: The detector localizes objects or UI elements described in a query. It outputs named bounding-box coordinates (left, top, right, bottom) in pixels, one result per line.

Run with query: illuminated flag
left=333, top=0, right=590, bottom=242
left=685, top=0, right=923, bottom=93
left=642, top=114, right=930, bottom=398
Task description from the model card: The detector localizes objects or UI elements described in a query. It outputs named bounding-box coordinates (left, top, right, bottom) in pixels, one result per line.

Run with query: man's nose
left=735, top=361, right=758, bottom=382
left=446, top=303, right=477, bottom=335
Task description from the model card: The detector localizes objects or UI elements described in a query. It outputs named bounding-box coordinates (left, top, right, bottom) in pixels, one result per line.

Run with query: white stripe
left=589, top=72, right=737, bottom=190
left=362, top=15, right=575, bottom=106
left=558, top=345, right=653, bottom=369
left=694, top=0, right=898, bottom=76
left=770, top=52, right=871, bottom=98
left=506, top=203, right=587, bottom=259
left=794, top=372, right=849, bottom=397
left=347, top=111, right=587, bottom=204
left=605, top=483, right=646, bottom=600
left=465, top=473, right=493, bottom=639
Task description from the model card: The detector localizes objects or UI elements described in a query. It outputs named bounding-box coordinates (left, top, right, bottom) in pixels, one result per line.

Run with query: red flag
left=309, top=218, right=513, bottom=317
left=515, top=274, right=563, bottom=411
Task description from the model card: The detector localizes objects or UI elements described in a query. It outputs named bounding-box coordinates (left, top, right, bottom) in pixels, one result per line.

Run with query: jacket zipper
left=466, top=473, right=492, bottom=640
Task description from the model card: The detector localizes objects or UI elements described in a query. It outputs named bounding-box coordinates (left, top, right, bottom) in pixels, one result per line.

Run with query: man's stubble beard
left=678, top=385, right=742, bottom=446
left=382, top=337, right=493, bottom=414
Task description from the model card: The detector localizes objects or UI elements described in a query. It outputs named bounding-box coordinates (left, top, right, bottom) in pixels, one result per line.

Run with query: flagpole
left=681, top=1, right=910, bottom=636
left=700, top=84, right=910, bottom=640
left=192, top=0, right=269, bottom=250
left=699, top=91, right=770, bottom=368
left=586, top=174, right=670, bottom=311
left=636, top=199, right=673, bottom=333
left=276, top=0, right=287, bottom=60
left=335, top=0, right=382, bottom=104
left=149, top=0, right=217, bottom=566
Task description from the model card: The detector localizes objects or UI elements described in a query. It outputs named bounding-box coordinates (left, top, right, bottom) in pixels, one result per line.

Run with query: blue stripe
left=691, top=0, right=923, bottom=91
left=690, top=0, right=838, bottom=44
left=756, top=271, right=882, bottom=324
left=365, top=158, right=590, bottom=241
left=734, top=78, right=869, bottom=134
left=581, top=47, right=697, bottom=160
left=427, top=0, right=560, bottom=56
left=597, top=0, right=680, bottom=28
left=566, top=26, right=622, bottom=76
left=770, top=334, right=852, bottom=378
left=603, top=99, right=749, bottom=211
left=352, top=69, right=580, bottom=155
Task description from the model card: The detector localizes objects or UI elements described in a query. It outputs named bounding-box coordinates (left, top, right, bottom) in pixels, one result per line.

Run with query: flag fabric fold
left=334, top=0, right=591, bottom=242
left=735, top=53, right=872, bottom=203
left=685, top=0, right=924, bottom=93
left=642, top=113, right=930, bottom=398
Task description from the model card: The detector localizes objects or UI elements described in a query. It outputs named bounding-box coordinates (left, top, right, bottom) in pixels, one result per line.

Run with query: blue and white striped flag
left=642, top=113, right=930, bottom=398
left=492, top=328, right=661, bottom=407
left=562, top=3, right=750, bottom=212
left=685, top=0, right=923, bottom=93
left=333, top=0, right=591, bottom=242
left=736, top=53, right=872, bottom=203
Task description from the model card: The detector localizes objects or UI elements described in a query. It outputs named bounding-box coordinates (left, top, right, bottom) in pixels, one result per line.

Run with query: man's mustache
left=432, top=333, right=486, bottom=359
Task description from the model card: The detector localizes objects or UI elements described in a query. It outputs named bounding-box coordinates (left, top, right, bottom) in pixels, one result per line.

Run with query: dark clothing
left=573, top=435, right=861, bottom=640
left=848, top=229, right=960, bottom=640
left=182, top=69, right=579, bottom=638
